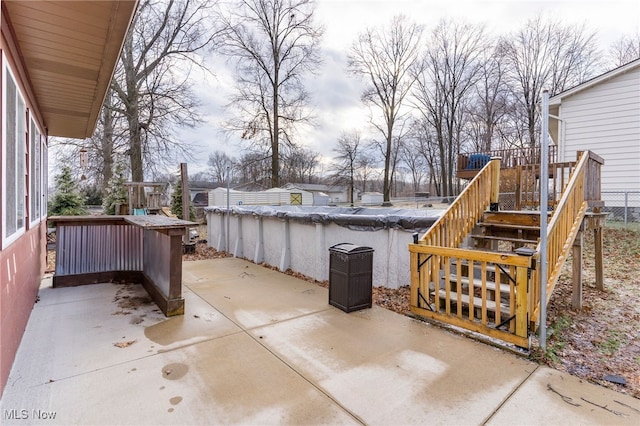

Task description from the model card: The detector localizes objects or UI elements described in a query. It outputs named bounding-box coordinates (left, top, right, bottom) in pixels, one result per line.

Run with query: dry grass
left=533, top=227, right=640, bottom=398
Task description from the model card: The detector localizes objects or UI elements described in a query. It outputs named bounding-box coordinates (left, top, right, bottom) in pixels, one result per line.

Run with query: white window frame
left=29, top=115, right=42, bottom=227
left=2, top=55, right=27, bottom=248
left=42, top=141, right=48, bottom=219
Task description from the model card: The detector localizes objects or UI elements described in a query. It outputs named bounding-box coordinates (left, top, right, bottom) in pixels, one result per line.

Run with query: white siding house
left=208, top=187, right=313, bottom=206
left=549, top=59, right=640, bottom=209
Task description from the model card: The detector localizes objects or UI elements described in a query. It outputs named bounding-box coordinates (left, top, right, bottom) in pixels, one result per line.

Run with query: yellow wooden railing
left=530, top=151, right=602, bottom=325
left=408, top=245, right=532, bottom=348
left=420, top=158, right=499, bottom=247
left=410, top=157, right=531, bottom=348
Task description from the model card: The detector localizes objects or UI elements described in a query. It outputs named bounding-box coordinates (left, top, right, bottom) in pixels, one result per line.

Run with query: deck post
left=571, top=229, right=583, bottom=309
left=490, top=157, right=501, bottom=211
left=594, top=226, right=604, bottom=291
left=409, top=248, right=419, bottom=309
left=515, top=265, right=529, bottom=338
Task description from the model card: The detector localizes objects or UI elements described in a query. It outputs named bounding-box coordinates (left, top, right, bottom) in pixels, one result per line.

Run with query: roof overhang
left=2, top=0, right=138, bottom=138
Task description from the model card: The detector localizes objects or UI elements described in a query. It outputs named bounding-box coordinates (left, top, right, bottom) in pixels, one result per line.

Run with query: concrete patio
left=1, top=257, right=638, bottom=425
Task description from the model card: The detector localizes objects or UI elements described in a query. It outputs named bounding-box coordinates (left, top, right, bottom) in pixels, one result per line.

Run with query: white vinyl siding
left=558, top=67, right=640, bottom=193
left=2, top=61, right=27, bottom=247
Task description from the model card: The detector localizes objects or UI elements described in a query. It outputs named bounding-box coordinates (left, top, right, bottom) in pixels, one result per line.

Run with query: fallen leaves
left=182, top=243, right=231, bottom=261
left=114, top=340, right=137, bottom=348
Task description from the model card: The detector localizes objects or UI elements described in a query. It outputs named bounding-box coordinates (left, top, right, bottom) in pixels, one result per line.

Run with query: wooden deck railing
left=458, top=145, right=558, bottom=179
left=529, top=151, right=603, bottom=325
left=409, top=158, right=532, bottom=348
left=408, top=245, right=532, bottom=348
left=421, top=158, right=499, bottom=247
left=515, top=161, right=578, bottom=210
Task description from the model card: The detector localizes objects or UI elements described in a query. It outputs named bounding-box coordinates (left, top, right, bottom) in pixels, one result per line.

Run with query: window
left=42, top=142, right=48, bottom=218
left=30, top=117, right=42, bottom=224
left=2, top=62, right=26, bottom=246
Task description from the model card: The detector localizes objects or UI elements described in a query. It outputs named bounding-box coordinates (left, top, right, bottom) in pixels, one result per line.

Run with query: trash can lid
left=329, top=243, right=374, bottom=253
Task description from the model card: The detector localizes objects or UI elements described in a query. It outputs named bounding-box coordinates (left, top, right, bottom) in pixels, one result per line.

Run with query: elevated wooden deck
left=457, top=145, right=558, bottom=180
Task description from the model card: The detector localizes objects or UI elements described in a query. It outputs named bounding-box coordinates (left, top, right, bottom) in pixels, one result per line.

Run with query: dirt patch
left=533, top=227, right=640, bottom=399
left=112, top=283, right=153, bottom=314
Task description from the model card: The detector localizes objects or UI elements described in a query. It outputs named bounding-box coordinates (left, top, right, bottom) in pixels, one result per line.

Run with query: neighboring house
left=0, top=1, right=136, bottom=396
left=549, top=58, right=640, bottom=212
left=282, top=183, right=359, bottom=204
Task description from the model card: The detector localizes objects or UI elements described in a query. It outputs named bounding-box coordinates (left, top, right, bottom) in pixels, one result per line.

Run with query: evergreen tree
left=49, top=166, right=88, bottom=216
left=102, top=163, right=128, bottom=214
left=171, top=178, right=195, bottom=221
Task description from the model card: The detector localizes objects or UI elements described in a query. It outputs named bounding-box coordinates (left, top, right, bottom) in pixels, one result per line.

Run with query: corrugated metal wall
left=55, top=223, right=143, bottom=275
left=142, top=229, right=171, bottom=296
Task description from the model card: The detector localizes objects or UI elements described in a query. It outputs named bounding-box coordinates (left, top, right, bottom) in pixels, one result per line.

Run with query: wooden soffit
left=3, top=0, right=137, bottom=138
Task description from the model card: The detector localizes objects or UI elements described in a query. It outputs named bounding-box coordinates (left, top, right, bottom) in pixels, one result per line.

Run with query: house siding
left=558, top=67, right=640, bottom=194
left=1, top=21, right=48, bottom=396
left=0, top=223, right=46, bottom=395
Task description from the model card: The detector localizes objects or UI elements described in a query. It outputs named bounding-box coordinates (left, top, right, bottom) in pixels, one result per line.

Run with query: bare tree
left=465, top=45, right=510, bottom=153
left=51, top=90, right=129, bottom=191
left=208, top=150, right=236, bottom=184
left=413, top=118, right=442, bottom=196
left=399, top=134, right=427, bottom=193
left=355, top=148, right=378, bottom=193
left=111, top=0, right=220, bottom=182
left=281, top=146, right=319, bottom=184
left=500, top=15, right=600, bottom=148
left=609, top=31, right=640, bottom=66
left=219, top=0, right=323, bottom=188
left=328, top=131, right=363, bottom=205
left=348, top=15, right=423, bottom=204
left=236, top=152, right=271, bottom=186
left=413, top=19, right=487, bottom=197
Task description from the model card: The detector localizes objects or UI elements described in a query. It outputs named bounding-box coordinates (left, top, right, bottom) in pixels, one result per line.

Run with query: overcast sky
left=177, top=0, right=640, bottom=175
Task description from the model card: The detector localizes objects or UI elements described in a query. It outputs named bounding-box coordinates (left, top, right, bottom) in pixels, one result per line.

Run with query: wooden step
left=470, top=234, right=538, bottom=245
left=446, top=274, right=511, bottom=296
left=449, top=260, right=523, bottom=287
left=478, top=222, right=540, bottom=231
left=482, top=211, right=550, bottom=227
left=436, top=289, right=509, bottom=313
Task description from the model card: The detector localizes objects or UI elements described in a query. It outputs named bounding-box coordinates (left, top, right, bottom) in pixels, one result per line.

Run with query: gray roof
left=283, top=183, right=347, bottom=193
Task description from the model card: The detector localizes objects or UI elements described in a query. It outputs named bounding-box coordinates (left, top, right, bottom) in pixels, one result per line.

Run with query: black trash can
left=328, top=243, right=374, bottom=312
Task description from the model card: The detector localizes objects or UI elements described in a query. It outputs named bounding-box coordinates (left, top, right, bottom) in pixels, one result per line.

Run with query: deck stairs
left=409, top=150, right=605, bottom=349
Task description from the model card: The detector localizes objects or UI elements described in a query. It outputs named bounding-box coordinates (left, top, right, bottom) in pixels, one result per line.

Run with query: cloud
left=175, top=0, right=640, bottom=174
